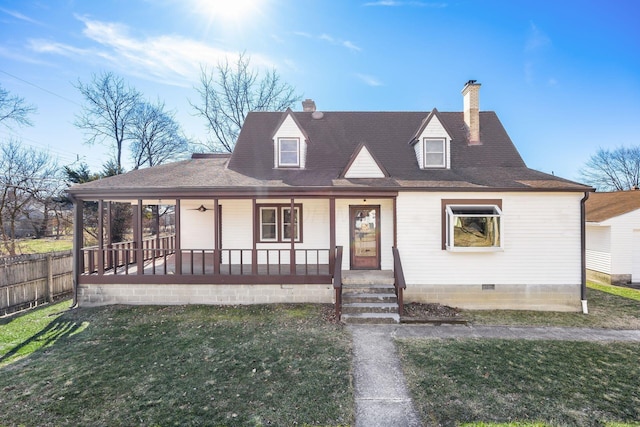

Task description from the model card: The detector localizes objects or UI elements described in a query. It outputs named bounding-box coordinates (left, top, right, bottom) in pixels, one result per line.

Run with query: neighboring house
left=67, top=81, right=592, bottom=313
left=586, top=189, right=640, bottom=285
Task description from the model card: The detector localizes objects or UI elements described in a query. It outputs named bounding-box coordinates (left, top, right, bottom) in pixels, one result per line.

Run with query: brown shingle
left=586, top=190, right=640, bottom=222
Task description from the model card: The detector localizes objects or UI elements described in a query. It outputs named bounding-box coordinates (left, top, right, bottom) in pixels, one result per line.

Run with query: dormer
left=409, top=108, right=453, bottom=169
left=272, top=108, right=309, bottom=169
left=342, top=143, right=389, bottom=178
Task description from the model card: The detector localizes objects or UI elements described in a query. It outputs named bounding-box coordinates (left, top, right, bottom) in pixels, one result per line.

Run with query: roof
left=586, top=190, right=640, bottom=222
left=68, top=110, right=591, bottom=199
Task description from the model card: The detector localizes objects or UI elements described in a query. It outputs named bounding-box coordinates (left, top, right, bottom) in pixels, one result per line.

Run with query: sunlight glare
left=194, top=0, right=265, bottom=26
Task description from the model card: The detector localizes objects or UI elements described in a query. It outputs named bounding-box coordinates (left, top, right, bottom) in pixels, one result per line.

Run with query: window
left=445, top=204, right=502, bottom=251
left=278, top=138, right=300, bottom=167
left=424, top=137, right=445, bottom=168
left=258, top=204, right=302, bottom=242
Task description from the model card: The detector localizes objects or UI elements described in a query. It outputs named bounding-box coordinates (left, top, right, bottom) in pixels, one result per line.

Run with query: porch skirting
left=77, top=283, right=334, bottom=307
left=404, top=283, right=582, bottom=312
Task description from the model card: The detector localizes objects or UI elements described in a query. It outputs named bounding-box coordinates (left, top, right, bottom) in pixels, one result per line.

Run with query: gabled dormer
left=409, top=108, right=453, bottom=169
left=342, top=143, right=389, bottom=178
left=271, top=108, right=309, bottom=169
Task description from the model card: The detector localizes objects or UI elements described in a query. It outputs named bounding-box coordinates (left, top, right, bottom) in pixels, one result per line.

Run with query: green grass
left=1, top=237, right=73, bottom=256
left=588, top=282, right=640, bottom=302
left=398, top=339, right=640, bottom=427
left=464, top=287, right=640, bottom=329
left=0, top=304, right=353, bottom=427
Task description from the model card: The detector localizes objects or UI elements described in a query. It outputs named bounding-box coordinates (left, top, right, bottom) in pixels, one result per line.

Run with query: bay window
left=445, top=204, right=502, bottom=251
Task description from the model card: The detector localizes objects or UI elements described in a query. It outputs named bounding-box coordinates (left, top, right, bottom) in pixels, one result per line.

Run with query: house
left=586, top=189, right=640, bottom=285
left=67, top=81, right=592, bottom=315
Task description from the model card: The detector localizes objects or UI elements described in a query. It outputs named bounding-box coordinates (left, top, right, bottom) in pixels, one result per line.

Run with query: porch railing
left=392, top=247, right=406, bottom=316
left=333, top=246, right=343, bottom=320
left=82, top=235, right=175, bottom=275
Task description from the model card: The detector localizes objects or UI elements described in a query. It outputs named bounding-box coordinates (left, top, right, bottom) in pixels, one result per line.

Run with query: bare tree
left=190, top=52, right=301, bottom=152
left=129, top=100, right=191, bottom=169
left=0, top=83, right=37, bottom=128
left=0, top=140, right=59, bottom=255
left=74, top=72, right=142, bottom=172
left=580, top=146, right=640, bottom=191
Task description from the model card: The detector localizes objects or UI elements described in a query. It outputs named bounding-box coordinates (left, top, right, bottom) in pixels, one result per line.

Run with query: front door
left=350, top=206, right=380, bottom=269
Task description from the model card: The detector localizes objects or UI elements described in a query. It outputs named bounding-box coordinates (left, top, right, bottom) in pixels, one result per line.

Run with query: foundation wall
left=77, top=283, right=334, bottom=307
left=404, top=283, right=582, bottom=312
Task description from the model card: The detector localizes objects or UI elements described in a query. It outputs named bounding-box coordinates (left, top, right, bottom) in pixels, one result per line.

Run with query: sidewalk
left=349, top=324, right=640, bottom=427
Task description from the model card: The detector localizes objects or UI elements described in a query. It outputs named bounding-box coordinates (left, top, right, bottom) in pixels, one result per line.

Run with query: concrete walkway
left=349, top=324, right=640, bottom=427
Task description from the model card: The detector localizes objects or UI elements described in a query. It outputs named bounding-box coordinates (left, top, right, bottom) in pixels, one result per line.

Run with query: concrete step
left=343, top=292, right=397, bottom=304
left=342, top=302, right=399, bottom=314
left=342, top=284, right=396, bottom=294
left=341, top=270, right=395, bottom=286
left=341, top=312, right=400, bottom=324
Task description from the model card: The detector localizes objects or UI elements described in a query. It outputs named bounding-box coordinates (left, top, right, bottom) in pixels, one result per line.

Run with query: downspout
left=580, top=191, right=590, bottom=314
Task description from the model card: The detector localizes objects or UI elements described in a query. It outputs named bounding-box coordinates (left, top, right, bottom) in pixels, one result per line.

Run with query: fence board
left=0, top=250, right=73, bottom=316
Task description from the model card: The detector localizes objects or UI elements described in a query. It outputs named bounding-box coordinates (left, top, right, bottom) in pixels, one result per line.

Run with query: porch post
left=329, top=197, right=336, bottom=274
left=290, top=197, right=295, bottom=274
left=106, top=201, right=113, bottom=269
left=252, top=198, right=258, bottom=274
left=155, top=204, right=160, bottom=249
left=71, top=197, right=84, bottom=306
left=213, top=198, right=220, bottom=274
left=97, top=200, right=104, bottom=275
left=175, top=199, right=182, bottom=274
left=136, top=200, right=144, bottom=275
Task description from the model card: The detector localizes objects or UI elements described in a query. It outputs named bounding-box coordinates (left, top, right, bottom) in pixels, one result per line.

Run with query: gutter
left=580, top=191, right=590, bottom=314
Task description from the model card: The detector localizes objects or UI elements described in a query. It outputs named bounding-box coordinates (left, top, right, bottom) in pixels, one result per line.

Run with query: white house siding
left=633, top=231, right=640, bottom=282
left=344, top=146, right=385, bottom=178
left=609, top=210, right=640, bottom=281
left=180, top=200, right=216, bottom=249
left=335, top=198, right=394, bottom=270
left=396, top=191, right=583, bottom=311
left=585, top=224, right=612, bottom=274
left=272, top=114, right=307, bottom=169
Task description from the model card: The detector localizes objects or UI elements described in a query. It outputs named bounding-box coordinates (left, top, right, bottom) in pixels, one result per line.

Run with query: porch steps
left=340, top=270, right=400, bottom=324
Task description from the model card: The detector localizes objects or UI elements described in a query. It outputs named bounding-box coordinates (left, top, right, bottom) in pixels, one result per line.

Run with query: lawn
left=398, top=339, right=640, bottom=426
left=0, top=303, right=354, bottom=427
left=0, top=237, right=73, bottom=256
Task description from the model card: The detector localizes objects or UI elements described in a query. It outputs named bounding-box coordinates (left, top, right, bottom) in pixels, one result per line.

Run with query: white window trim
left=445, top=204, right=503, bottom=252
left=259, top=207, right=278, bottom=242
left=423, top=137, right=446, bottom=168
left=278, top=138, right=300, bottom=168
left=281, top=207, right=300, bottom=241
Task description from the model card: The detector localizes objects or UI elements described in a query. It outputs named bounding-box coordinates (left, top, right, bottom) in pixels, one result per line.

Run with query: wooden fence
left=0, top=250, right=73, bottom=316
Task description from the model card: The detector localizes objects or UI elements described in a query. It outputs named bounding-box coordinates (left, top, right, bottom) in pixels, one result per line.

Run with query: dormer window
left=278, top=138, right=300, bottom=167
left=424, top=137, right=446, bottom=168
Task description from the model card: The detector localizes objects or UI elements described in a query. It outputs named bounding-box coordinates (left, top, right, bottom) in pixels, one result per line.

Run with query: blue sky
left=0, top=0, right=638, bottom=182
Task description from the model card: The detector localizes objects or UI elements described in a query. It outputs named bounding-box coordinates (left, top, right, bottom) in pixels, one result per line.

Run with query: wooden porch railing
left=333, top=246, right=343, bottom=320
left=392, top=247, right=406, bottom=316
left=82, top=235, right=175, bottom=275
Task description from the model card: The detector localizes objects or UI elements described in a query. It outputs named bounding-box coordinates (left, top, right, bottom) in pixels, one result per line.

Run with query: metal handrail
left=392, top=247, right=406, bottom=316
left=333, top=246, right=343, bottom=320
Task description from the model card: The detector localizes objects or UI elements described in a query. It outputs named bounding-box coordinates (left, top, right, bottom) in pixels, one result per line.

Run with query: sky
left=0, top=0, right=639, bottom=182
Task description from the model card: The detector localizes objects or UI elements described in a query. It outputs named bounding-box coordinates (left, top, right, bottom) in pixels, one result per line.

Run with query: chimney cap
left=302, top=99, right=316, bottom=112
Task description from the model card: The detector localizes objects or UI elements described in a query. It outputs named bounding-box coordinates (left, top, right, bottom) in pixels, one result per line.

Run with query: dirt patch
left=401, top=302, right=466, bottom=324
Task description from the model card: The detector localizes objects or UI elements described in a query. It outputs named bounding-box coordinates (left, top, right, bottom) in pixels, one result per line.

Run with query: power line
left=0, top=67, right=82, bottom=107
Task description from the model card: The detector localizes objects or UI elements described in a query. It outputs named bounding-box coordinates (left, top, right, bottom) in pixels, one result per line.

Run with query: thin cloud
left=299, top=32, right=362, bottom=52
left=0, top=7, right=41, bottom=25
left=525, top=22, right=551, bottom=52
left=362, top=1, right=447, bottom=7
left=28, top=15, right=277, bottom=87
left=355, top=73, right=382, bottom=87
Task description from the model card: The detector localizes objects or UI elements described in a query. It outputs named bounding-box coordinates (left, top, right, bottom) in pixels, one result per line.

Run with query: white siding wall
left=608, top=209, right=640, bottom=276
left=396, top=192, right=583, bottom=285
left=180, top=200, right=216, bottom=249
left=272, top=115, right=307, bottom=169
left=585, top=224, right=611, bottom=274
left=344, top=147, right=385, bottom=178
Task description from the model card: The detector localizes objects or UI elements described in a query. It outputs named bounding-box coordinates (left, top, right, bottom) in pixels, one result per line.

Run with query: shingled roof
left=68, top=110, right=591, bottom=198
left=586, top=190, right=640, bottom=222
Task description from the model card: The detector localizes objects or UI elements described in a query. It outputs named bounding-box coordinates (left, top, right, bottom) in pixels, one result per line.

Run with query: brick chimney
left=302, top=99, right=316, bottom=112
left=462, top=80, right=481, bottom=145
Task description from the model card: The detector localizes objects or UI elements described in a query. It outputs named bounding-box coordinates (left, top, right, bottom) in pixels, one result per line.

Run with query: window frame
left=257, top=204, right=303, bottom=243
left=277, top=137, right=300, bottom=168
left=423, top=137, right=446, bottom=168
left=441, top=199, right=503, bottom=252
